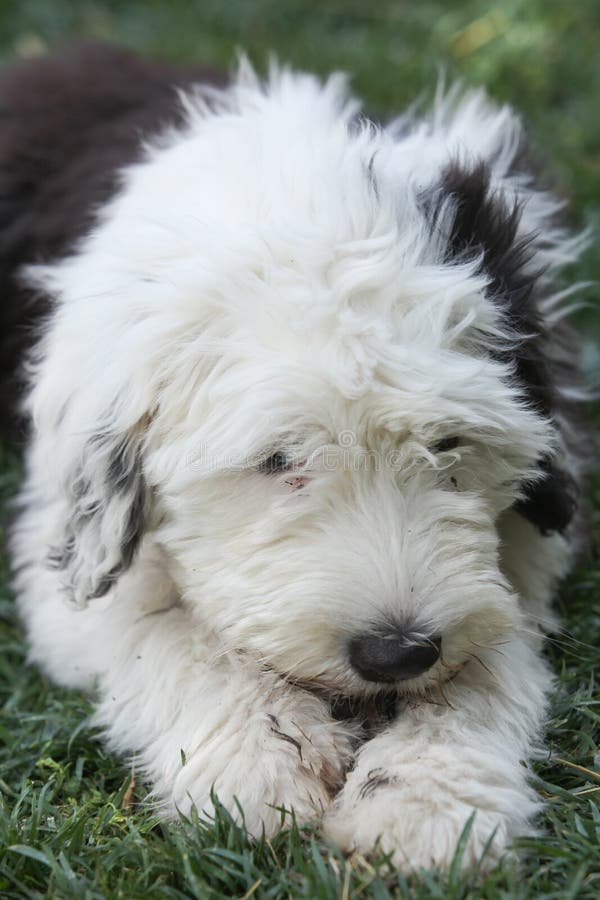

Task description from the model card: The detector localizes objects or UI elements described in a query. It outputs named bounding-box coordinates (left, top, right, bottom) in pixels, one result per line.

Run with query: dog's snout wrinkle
left=349, top=632, right=442, bottom=683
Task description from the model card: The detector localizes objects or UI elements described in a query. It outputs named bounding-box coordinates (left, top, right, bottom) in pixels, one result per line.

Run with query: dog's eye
left=432, top=436, right=460, bottom=454
left=257, top=451, right=292, bottom=473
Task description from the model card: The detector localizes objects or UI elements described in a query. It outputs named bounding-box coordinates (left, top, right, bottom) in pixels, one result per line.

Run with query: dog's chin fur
left=6, top=45, right=593, bottom=873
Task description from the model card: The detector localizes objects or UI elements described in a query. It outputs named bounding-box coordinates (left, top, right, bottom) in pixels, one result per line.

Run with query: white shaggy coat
left=11, top=60, right=590, bottom=872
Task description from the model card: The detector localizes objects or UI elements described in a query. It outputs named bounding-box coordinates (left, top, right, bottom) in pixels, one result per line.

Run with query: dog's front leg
left=92, top=603, right=355, bottom=834
left=323, top=634, right=550, bottom=872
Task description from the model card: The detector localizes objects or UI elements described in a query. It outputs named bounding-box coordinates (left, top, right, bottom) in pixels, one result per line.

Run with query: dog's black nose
left=349, top=632, right=442, bottom=683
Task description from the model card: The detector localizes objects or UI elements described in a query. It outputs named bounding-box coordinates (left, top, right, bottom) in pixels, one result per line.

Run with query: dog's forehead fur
left=32, top=64, right=550, bottom=461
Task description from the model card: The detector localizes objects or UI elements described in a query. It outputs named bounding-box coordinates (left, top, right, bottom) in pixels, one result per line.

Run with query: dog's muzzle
left=349, top=632, right=442, bottom=683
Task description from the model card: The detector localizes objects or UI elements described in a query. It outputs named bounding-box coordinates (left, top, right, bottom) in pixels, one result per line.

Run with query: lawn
left=0, top=1, right=599, bottom=897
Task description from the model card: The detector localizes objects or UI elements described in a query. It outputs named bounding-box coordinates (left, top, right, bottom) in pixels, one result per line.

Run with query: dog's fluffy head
left=28, top=64, right=581, bottom=696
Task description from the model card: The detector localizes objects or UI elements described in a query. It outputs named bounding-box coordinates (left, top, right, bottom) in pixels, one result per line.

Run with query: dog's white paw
left=166, top=689, right=355, bottom=836
left=323, top=738, right=537, bottom=872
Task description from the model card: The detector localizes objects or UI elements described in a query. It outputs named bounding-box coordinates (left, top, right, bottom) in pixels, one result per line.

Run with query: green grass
left=0, top=1, right=599, bottom=896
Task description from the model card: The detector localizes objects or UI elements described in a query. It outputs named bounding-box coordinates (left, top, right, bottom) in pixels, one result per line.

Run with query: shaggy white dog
left=7, top=44, right=591, bottom=872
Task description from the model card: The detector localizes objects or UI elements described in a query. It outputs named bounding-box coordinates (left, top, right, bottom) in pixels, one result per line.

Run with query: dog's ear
left=424, top=160, right=552, bottom=411
left=423, top=160, right=578, bottom=535
left=49, top=420, right=151, bottom=607
left=513, top=458, right=579, bottom=536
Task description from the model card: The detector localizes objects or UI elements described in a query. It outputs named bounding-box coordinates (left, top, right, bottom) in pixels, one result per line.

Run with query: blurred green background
left=0, top=0, right=597, bottom=216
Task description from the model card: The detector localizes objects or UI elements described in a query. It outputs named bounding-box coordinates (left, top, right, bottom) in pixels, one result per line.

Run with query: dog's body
left=5, top=44, right=592, bottom=871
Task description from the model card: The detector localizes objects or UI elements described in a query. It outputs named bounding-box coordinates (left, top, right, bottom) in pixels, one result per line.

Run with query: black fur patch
left=257, top=451, right=291, bottom=473
left=107, top=437, right=144, bottom=495
left=118, top=467, right=149, bottom=569
left=329, top=690, right=397, bottom=737
left=50, top=430, right=149, bottom=602
left=425, top=161, right=586, bottom=536
left=0, top=42, right=224, bottom=441
left=358, top=768, right=393, bottom=800
left=429, top=161, right=554, bottom=415
left=514, top=458, right=579, bottom=536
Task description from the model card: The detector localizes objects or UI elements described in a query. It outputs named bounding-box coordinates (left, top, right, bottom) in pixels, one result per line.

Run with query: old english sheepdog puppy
left=3, top=43, right=592, bottom=872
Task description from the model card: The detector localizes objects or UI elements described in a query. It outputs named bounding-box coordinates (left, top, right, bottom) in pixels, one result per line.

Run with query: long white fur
left=12, top=62, right=585, bottom=872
